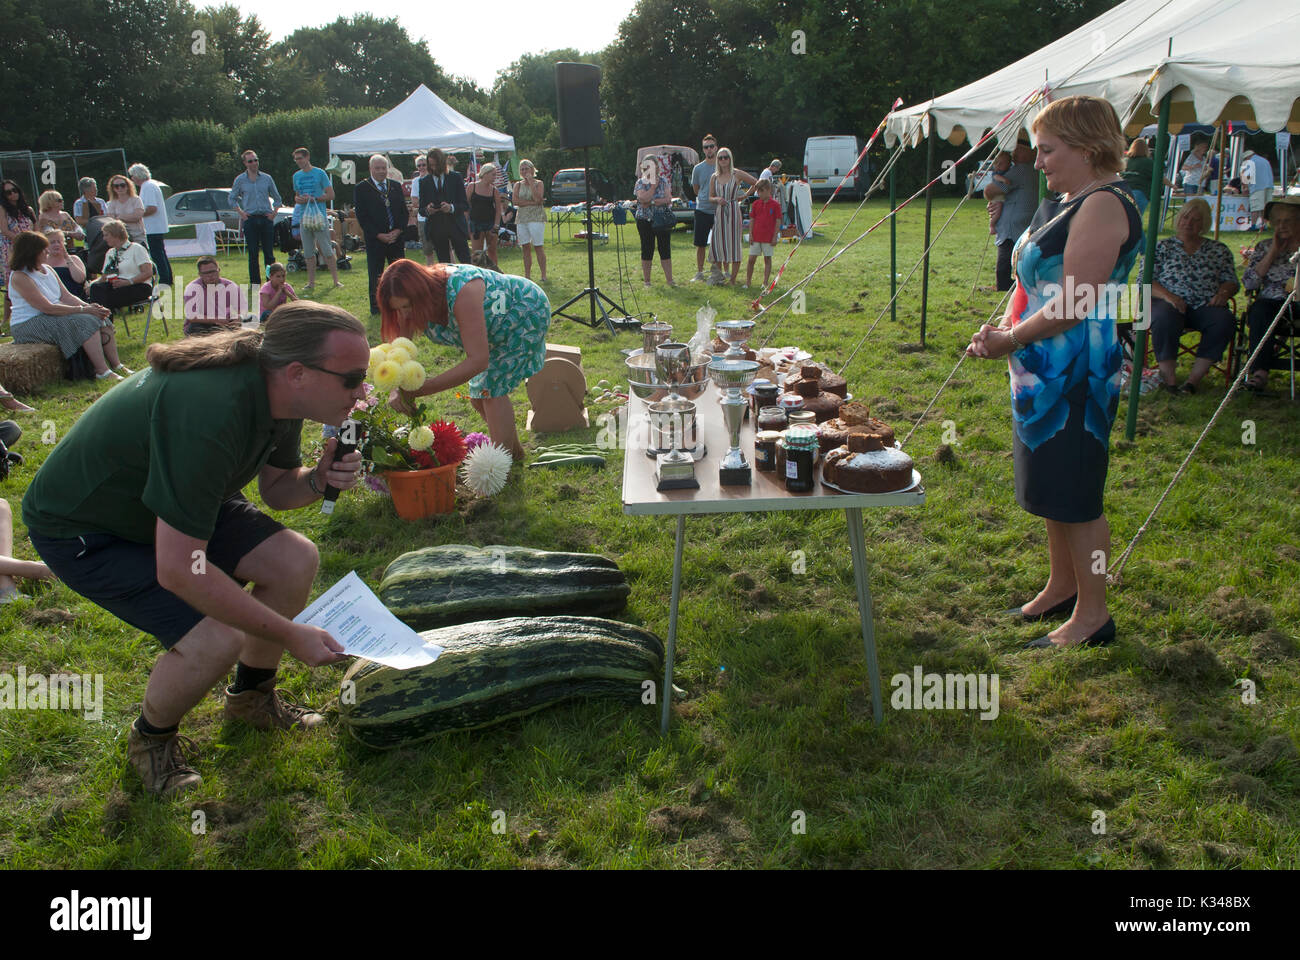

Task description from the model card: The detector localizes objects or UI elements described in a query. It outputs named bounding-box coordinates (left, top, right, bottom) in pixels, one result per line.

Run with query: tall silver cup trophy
left=707, top=358, right=759, bottom=485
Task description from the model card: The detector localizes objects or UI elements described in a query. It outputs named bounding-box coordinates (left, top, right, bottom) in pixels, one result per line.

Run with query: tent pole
left=920, top=118, right=934, bottom=347
left=1125, top=93, right=1171, bottom=442
left=890, top=156, right=897, bottom=326
left=1213, top=122, right=1226, bottom=239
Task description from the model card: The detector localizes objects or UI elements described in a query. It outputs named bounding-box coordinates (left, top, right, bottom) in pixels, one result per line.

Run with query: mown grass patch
left=1, top=199, right=1297, bottom=868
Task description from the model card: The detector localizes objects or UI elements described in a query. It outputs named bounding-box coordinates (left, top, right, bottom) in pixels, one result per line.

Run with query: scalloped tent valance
left=884, top=0, right=1300, bottom=150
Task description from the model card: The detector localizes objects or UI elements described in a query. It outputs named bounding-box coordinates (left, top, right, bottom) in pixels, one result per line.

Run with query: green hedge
left=124, top=120, right=237, bottom=192
left=233, top=106, right=384, bottom=204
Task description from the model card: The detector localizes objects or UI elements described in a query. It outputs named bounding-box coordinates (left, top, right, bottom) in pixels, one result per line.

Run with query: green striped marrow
left=378, top=545, right=629, bottom=630
left=339, top=616, right=664, bottom=747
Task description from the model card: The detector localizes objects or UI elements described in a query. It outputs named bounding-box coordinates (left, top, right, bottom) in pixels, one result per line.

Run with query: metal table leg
left=845, top=507, right=883, bottom=724
left=660, top=514, right=686, bottom=734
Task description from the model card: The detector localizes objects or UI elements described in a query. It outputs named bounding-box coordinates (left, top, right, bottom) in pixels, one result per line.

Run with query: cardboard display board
left=526, top=356, right=588, bottom=433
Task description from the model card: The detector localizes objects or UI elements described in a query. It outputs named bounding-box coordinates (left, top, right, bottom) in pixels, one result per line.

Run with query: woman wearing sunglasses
left=376, top=259, right=552, bottom=460
left=105, top=175, right=146, bottom=243
left=1, top=179, right=37, bottom=325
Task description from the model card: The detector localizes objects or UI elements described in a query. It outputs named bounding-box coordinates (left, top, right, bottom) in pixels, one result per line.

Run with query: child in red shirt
left=745, top=179, right=782, bottom=288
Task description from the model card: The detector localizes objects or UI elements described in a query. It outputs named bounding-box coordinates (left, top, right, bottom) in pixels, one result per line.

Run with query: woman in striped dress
left=708, top=147, right=757, bottom=285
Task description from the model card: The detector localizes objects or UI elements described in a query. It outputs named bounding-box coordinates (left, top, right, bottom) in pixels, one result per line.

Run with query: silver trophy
left=715, top=319, right=756, bottom=359
left=652, top=342, right=705, bottom=488
left=640, top=320, right=673, bottom=355
left=708, top=358, right=760, bottom=485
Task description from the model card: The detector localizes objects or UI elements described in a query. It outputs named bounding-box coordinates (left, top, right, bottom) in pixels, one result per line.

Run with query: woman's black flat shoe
left=1005, top=594, right=1077, bottom=621
left=1023, top=617, right=1116, bottom=650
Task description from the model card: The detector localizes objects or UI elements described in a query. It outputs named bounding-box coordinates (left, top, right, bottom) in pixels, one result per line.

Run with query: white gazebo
left=329, top=84, right=516, bottom=156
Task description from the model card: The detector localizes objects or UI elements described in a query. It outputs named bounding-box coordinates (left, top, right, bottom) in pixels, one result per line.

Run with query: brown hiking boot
left=224, top=679, right=324, bottom=731
left=127, top=720, right=202, bottom=797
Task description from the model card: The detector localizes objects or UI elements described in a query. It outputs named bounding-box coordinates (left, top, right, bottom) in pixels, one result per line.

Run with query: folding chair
left=1236, top=289, right=1300, bottom=399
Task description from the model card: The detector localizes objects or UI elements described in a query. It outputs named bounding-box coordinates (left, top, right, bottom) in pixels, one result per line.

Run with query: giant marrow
left=378, top=545, right=630, bottom=630
left=340, top=616, right=663, bottom=748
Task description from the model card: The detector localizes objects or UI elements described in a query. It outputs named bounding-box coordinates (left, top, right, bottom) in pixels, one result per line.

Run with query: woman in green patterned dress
left=377, top=260, right=551, bottom=459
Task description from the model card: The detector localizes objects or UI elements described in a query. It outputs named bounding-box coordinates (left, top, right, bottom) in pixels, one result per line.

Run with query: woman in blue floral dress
left=378, top=260, right=550, bottom=459
left=968, top=97, right=1143, bottom=650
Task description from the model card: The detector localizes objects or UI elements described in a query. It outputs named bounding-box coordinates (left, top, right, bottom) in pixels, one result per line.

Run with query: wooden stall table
left=621, top=393, right=925, bottom=733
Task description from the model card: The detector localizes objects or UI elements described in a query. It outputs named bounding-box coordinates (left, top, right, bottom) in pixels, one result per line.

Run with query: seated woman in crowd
left=36, top=191, right=85, bottom=244
left=1242, top=197, right=1300, bottom=392
left=0, top=381, right=35, bottom=413
left=2, top=179, right=37, bottom=325
left=1149, top=198, right=1239, bottom=394
left=43, top=228, right=87, bottom=299
left=87, top=219, right=154, bottom=309
left=1, top=496, right=55, bottom=604
left=73, top=177, right=107, bottom=228
left=105, top=174, right=146, bottom=243
left=6, top=231, right=129, bottom=381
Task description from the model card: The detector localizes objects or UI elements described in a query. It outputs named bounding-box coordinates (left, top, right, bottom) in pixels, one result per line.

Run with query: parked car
left=804, top=136, right=868, bottom=199
left=165, top=188, right=294, bottom=231
left=549, top=168, right=616, bottom=205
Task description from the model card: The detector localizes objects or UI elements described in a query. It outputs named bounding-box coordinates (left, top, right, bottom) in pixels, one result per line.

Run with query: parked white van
left=804, top=136, right=867, bottom=198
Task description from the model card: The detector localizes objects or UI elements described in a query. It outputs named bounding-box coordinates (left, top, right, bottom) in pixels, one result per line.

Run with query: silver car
left=166, top=188, right=293, bottom=230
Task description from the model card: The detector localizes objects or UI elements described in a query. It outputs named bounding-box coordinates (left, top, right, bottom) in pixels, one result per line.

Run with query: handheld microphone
left=320, top=419, right=361, bottom=515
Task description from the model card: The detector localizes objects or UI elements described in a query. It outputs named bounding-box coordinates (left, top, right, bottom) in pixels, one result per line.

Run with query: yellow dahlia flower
left=398, top=360, right=426, bottom=392
left=385, top=346, right=411, bottom=365
left=372, top=360, right=401, bottom=392
left=408, top=425, right=435, bottom=451
left=390, top=336, right=419, bottom=355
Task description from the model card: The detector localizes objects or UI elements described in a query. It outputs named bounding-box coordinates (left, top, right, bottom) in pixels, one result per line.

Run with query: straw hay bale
left=0, top=342, right=63, bottom=394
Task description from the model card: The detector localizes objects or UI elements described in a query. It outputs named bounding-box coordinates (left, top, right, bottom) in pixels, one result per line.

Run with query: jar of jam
left=754, top=430, right=782, bottom=471
left=757, top=405, right=787, bottom=432
left=787, top=409, right=817, bottom=428
left=784, top=426, right=818, bottom=492
left=778, top=393, right=804, bottom=414
left=751, top=380, right=780, bottom=415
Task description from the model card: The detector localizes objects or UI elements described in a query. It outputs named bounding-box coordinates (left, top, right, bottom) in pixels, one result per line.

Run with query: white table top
left=621, top=393, right=925, bottom=516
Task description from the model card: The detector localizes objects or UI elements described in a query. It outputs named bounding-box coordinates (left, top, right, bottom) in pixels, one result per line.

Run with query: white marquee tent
left=884, top=0, right=1300, bottom=149
left=329, top=84, right=515, bottom=156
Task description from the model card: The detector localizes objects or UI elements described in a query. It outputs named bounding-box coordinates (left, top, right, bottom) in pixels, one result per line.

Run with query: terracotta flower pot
left=384, top=462, right=457, bottom=519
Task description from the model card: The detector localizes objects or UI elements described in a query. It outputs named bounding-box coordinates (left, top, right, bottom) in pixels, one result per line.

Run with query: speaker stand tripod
left=551, top=147, right=637, bottom=334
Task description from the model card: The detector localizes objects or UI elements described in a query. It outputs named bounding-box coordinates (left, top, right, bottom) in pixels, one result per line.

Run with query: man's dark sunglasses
left=302, top=363, right=366, bottom=389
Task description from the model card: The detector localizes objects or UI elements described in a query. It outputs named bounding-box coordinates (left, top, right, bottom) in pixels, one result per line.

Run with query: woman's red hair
left=377, top=260, right=452, bottom=342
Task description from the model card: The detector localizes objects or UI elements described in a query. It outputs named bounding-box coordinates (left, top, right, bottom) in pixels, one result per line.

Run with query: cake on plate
left=783, top=361, right=848, bottom=398
left=823, top=433, right=914, bottom=493
left=782, top=379, right=842, bottom=422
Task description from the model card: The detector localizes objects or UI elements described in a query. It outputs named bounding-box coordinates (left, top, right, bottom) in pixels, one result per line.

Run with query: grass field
left=2, top=198, right=1298, bottom=869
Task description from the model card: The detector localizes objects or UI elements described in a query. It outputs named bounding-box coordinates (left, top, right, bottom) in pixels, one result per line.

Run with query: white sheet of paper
left=293, top=571, right=442, bottom=670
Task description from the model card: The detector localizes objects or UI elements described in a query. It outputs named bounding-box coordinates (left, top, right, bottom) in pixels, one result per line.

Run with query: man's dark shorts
left=28, top=495, right=286, bottom=648
left=693, top=210, right=715, bottom=247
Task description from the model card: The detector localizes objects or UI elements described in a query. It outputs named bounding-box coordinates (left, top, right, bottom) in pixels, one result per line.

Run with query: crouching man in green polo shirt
left=22, top=302, right=369, bottom=796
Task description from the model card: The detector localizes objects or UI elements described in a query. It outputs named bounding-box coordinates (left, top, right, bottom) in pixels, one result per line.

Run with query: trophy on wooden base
left=708, top=358, right=759, bottom=485
left=652, top=342, right=704, bottom=490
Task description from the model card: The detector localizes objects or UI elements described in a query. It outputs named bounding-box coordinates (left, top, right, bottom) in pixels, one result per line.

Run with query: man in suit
left=355, top=155, right=409, bottom=314
left=418, top=147, right=472, bottom=265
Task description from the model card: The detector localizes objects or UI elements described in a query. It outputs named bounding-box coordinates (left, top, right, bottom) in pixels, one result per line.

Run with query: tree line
left=1, top=0, right=1119, bottom=199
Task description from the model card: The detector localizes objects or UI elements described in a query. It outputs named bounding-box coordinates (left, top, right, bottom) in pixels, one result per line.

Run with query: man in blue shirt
left=291, top=147, right=342, bottom=290
left=230, top=150, right=283, bottom=287
left=985, top=139, right=1038, bottom=291
left=690, top=135, right=719, bottom=282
